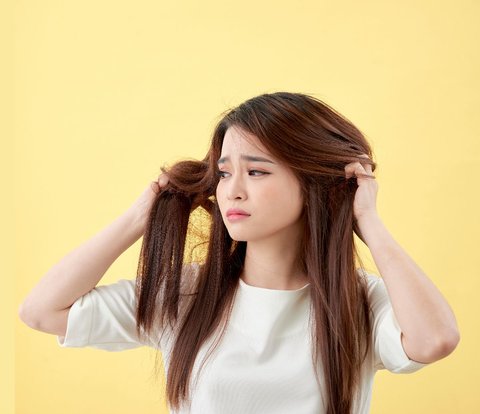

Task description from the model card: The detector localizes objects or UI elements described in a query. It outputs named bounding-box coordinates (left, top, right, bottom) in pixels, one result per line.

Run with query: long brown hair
left=135, top=91, right=377, bottom=413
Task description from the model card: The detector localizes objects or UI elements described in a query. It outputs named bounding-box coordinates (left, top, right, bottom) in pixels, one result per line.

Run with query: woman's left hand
left=344, top=154, right=378, bottom=222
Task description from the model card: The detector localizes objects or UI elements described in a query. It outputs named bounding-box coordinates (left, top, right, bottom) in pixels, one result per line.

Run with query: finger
left=350, top=161, right=374, bottom=180
left=150, top=181, right=160, bottom=194
left=357, top=154, right=374, bottom=177
left=158, top=173, right=169, bottom=188
left=344, top=164, right=354, bottom=179
left=362, top=159, right=373, bottom=175
left=345, top=161, right=367, bottom=179
left=354, top=162, right=368, bottom=176
left=345, top=155, right=375, bottom=179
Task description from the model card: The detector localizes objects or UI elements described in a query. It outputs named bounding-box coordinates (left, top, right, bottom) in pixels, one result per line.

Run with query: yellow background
left=7, top=0, right=479, bottom=413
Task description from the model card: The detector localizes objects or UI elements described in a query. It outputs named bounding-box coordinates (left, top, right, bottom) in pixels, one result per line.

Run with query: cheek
left=262, top=185, right=302, bottom=214
left=275, top=182, right=303, bottom=215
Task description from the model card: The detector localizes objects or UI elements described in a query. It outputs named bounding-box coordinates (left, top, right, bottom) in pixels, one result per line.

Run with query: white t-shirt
left=57, top=264, right=430, bottom=413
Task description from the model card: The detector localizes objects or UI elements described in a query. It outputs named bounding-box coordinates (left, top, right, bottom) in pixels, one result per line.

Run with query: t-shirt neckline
left=238, top=277, right=311, bottom=293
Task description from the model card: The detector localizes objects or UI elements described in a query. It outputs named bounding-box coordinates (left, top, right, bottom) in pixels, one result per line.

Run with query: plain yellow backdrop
left=8, top=0, right=479, bottom=413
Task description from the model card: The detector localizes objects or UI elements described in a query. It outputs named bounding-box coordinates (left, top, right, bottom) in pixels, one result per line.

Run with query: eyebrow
left=217, top=154, right=276, bottom=165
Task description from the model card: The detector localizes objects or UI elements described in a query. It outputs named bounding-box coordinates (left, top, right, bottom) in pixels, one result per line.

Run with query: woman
left=19, top=92, right=460, bottom=413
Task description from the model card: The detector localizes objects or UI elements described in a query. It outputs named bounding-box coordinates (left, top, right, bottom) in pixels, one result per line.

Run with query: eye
left=249, top=170, right=266, bottom=177
left=216, top=170, right=268, bottom=179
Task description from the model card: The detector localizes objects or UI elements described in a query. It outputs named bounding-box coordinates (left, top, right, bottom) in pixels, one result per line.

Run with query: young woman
left=19, top=92, right=460, bottom=414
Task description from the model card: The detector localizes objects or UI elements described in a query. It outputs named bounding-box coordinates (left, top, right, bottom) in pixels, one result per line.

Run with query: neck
left=240, top=238, right=308, bottom=290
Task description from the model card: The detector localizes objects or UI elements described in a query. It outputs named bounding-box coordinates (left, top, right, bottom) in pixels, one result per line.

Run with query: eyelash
left=216, top=170, right=269, bottom=179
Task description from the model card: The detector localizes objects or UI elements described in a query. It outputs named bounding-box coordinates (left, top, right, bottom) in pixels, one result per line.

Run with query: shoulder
left=354, top=267, right=388, bottom=307
left=355, top=267, right=382, bottom=289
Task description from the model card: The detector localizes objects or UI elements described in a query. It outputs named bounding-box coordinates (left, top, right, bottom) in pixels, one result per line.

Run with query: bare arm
left=18, top=208, right=143, bottom=327
left=18, top=174, right=169, bottom=332
left=357, top=212, right=460, bottom=363
left=345, top=155, right=460, bottom=364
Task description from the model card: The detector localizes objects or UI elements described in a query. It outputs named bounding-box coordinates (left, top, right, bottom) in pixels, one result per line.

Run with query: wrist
left=123, top=207, right=145, bottom=240
left=356, top=211, right=381, bottom=240
left=357, top=210, right=380, bottom=226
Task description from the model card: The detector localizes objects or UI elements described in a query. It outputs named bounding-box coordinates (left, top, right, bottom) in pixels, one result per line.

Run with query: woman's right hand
left=128, top=173, right=170, bottom=233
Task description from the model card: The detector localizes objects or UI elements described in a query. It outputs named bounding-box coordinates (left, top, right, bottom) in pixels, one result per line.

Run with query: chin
left=225, top=229, right=249, bottom=242
left=228, top=234, right=248, bottom=242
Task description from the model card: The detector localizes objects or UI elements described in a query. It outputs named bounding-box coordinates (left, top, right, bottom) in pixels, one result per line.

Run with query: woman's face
left=216, top=126, right=304, bottom=243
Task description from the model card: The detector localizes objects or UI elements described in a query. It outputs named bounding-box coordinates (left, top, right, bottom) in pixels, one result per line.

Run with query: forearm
left=19, top=208, right=143, bottom=321
left=358, top=213, right=460, bottom=361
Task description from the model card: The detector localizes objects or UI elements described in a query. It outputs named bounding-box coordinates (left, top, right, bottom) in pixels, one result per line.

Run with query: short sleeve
left=56, top=262, right=201, bottom=352
left=56, top=278, right=154, bottom=351
left=361, top=269, right=431, bottom=374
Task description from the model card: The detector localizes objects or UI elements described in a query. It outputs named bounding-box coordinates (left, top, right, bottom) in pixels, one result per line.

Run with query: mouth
left=227, top=213, right=250, bottom=221
left=226, top=208, right=250, bottom=217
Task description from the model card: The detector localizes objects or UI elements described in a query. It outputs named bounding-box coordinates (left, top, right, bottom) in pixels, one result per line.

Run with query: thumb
left=150, top=181, right=160, bottom=194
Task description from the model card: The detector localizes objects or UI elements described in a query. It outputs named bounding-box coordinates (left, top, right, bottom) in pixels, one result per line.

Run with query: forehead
left=221, top=126, right=270, bottom=156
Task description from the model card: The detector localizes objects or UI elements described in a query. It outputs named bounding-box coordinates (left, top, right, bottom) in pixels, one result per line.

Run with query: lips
left=226, top=208, right=250, bottom=217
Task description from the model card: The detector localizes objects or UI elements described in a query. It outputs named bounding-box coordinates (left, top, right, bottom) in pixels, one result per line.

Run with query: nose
left=226, top=173, right=247, bottom=200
